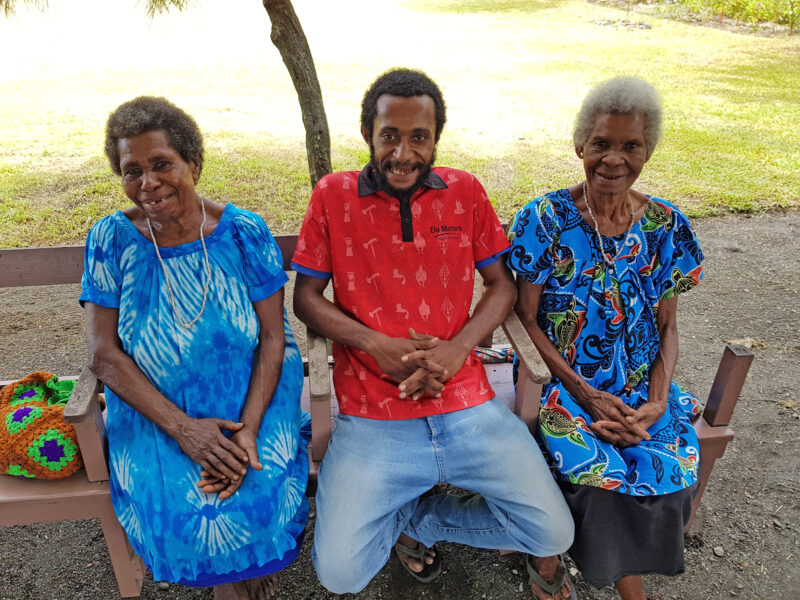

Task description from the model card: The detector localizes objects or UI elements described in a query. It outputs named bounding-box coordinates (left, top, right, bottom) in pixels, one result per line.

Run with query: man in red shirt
left=293, top=69, right=575, bottom=599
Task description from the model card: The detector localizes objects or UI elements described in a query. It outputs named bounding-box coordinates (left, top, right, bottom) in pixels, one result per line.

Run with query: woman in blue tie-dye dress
left=80, top=97, right=308, bottom=599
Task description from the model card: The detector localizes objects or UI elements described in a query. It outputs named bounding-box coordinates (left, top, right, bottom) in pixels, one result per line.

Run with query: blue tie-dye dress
left=80, top=204, right=309, bottom=586
left=507, top=190, right=704, bottom=497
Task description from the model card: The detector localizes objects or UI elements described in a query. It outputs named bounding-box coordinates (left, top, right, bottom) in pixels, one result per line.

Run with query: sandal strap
left=526, top=555, right=568, bottom=596
left=395, top=540, right=429, bottom=560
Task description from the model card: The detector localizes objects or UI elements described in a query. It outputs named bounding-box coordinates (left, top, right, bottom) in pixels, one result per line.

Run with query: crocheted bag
left=0, top=371, right=83, bottom=479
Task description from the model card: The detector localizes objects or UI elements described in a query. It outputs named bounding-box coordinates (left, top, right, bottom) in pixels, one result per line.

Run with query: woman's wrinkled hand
left=575, top=381, right=651, bottom=446
left=175, top=417, right=249, bottom=482
left=197, top=426, right=262, bottom=500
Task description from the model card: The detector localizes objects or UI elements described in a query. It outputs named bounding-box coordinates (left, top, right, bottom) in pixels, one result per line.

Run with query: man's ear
left=575, top=145, right=584, bottom=159
left=361, top=125, right=371, bottom=145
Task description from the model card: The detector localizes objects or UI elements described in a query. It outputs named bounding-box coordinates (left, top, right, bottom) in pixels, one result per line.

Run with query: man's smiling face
left=364, top=94, right=437, bottom=198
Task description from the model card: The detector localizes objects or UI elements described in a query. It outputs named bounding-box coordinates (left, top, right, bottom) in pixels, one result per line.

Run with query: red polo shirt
left=292, top=166, right=510, bottom=420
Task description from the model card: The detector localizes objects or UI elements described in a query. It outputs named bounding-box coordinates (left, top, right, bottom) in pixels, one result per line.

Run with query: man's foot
left=395, top=533, right=442, bottom=583
left=526, top=555, right=575, bottom=600
left=213, top=574, right=276, bottom=600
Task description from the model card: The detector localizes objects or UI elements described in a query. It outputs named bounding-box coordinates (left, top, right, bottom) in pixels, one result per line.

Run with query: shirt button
left=403, top=217, right=410, bottom=224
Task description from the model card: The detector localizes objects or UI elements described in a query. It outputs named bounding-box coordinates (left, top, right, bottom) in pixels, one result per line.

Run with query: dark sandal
left=526, top=555, right=576, bottom=600
left=395, top=540, right=442, bottom=583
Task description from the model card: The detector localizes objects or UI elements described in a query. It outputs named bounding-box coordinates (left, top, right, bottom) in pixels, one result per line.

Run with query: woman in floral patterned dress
left=81, top=97, right=309, bottom=600
left=508, top=77, right=703, bottom=600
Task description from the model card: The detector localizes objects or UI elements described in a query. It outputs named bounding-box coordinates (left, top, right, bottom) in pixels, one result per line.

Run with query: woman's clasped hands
left=172, top=416, right=259, bottom=500
left=575, top=380, right=666, bottom=448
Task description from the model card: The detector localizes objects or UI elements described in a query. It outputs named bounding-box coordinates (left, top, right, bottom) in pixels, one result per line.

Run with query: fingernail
left=399, top=393, right=406, bottom=399
left=399, top=384, right=406, bottom=390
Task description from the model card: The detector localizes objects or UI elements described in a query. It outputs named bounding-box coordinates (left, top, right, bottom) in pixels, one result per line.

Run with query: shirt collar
left=356, top=164, right=448, bottom=197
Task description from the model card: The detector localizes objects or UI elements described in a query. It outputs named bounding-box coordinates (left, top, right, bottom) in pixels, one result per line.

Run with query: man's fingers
left=398, top=368, right=429, bottom=399
left=216, top=434, right=250, bottom=466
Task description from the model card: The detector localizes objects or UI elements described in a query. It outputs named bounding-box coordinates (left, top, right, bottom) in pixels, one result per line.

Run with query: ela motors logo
left=430, top=224, right=463, bottom=239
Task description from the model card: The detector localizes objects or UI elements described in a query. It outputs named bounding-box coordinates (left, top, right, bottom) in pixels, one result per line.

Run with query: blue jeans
left=311, top=397, right=575, bottom=593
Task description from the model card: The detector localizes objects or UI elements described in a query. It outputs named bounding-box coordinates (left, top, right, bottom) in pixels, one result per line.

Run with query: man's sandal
left=526, top=555, right=577, bottom=600
left=394, top=540, right=442, bottom=583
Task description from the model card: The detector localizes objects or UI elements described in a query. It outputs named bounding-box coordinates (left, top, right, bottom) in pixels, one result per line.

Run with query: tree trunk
left=263, top=0, right=332, bottom=188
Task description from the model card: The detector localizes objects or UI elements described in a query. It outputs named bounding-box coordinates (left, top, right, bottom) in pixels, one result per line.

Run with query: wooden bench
left=0, top=240, right=753, bottom=593
left=0, top=239, right=551, bottom=597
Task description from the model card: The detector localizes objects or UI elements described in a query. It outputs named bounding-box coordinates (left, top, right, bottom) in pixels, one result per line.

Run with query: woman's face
left=118, top=130, right=200, bottom=223
left=578, top=112, right=649, bottom=196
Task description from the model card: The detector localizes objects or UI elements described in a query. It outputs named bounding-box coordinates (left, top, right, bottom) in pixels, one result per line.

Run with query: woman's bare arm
left=85, top=302, right=249, bottom=480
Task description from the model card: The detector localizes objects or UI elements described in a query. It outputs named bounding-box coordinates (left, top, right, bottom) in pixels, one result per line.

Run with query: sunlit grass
left=1, top=0, right=798, bottom=247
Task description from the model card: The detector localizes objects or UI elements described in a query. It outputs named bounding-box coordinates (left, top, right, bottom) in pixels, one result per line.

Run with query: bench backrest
left=0, top=237, right=301, bottom=288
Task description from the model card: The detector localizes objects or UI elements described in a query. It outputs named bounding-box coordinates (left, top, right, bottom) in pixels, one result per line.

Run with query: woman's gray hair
left=573, top=76, right=663, bottom=158
left=105, top=96, right=204, bottom=177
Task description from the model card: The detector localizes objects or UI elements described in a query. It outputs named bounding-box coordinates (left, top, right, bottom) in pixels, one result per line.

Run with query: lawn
left=0, top=0, right=798, bottom=247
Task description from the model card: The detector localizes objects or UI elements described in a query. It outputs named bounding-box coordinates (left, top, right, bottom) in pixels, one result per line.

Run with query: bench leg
left=99, top=503, right=145, bottom=597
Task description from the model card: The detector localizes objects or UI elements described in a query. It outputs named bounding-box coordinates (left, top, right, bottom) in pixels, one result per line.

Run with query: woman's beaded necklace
left=582, top=181, right=635, bottom=268
left=146, top=199, right=212, bottom=328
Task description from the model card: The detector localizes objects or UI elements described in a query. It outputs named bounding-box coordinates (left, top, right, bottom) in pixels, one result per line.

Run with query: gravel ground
left=1, top=210, right=799, bottom=600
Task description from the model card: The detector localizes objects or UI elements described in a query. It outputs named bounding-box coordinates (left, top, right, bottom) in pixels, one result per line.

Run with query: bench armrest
left=703, top=344, right=754, bottom=427
left=501, top=309, right=550, bottom=429
left=501, top=309, right=550, bottom=383
left=63, top=366, right=109, bottom=482
left=307, top=328, right=332, bottom=462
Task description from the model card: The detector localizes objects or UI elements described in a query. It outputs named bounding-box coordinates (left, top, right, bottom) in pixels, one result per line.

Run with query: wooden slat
left=703, top=344, right=754, bottom=427
left=0, top=245, right=84, bottom=287
left=501, top=309, right=550, bottom=383
left=307, top=327, right=332, bottom=462
left=0, top=234, right=301, bottom=288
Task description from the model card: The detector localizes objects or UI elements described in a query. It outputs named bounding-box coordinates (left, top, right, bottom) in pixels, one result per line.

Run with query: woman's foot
left=213, top=574, right=276, bottom=600
left=527, top=555, right=574, bottom=600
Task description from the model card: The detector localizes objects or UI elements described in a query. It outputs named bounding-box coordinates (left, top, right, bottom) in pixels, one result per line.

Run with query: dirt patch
left=1, top=210, right=798, bottom=600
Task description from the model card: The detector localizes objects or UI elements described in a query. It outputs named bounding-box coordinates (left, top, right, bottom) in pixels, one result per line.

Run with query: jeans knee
left=541, top=502, right=575, bottom=552
left=312, top=541, right=373, bottom=594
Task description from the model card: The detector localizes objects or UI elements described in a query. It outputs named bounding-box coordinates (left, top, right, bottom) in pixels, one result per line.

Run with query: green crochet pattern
left=7, top=464, right=35, bottom=478
left=9, top=377, right=74, bottom=408
left=27, top=429, right=79, bottom=471
left=9, top=384, right=46, bottom=407
left=5, top=405, right=43, bottom=435
left=44, top=377, right=76, bottom=405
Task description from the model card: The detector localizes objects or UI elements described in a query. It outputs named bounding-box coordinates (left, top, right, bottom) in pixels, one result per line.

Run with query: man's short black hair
left=105, top=96, right=204, bottom=177
left=361, top=68, right=447, bottom=142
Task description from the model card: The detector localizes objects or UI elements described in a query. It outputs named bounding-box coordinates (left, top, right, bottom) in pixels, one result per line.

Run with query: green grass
left=1, top=0, right=798, bottom=247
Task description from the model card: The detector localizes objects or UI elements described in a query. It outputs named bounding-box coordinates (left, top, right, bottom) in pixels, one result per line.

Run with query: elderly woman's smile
left=118, top=129, right=200, bottom=223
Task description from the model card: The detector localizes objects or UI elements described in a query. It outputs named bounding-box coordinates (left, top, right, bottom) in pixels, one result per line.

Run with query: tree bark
left=262, top=0, right=332, bottom=188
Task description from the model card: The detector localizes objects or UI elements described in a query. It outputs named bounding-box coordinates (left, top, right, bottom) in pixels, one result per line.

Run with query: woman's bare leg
left=615, top=574, right=646, bottom=600
left=213, top=574, right=276, bottom=600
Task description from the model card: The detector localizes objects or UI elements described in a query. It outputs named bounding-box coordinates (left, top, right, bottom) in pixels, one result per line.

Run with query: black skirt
left=559, top=481, right=698, bottom=588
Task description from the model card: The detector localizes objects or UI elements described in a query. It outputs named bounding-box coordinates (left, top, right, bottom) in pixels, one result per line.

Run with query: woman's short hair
left=105, top=96, right=204, bottom=176
left=573, top=76, right=663, bottom=158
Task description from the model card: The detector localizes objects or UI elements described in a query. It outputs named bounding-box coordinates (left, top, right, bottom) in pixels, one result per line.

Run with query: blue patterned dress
left=80, top=204, right=309, bottom=585
left=507, top=189, right=703, bottom=496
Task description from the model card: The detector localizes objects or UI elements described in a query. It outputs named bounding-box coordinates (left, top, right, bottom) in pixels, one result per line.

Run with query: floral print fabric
left=507, top=189, right=704, bottom=496
left=80, top=205, right=309, bottom=583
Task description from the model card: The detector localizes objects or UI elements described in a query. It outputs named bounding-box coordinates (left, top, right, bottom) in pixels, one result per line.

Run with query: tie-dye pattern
left=80, top=205, right=309, bottom=583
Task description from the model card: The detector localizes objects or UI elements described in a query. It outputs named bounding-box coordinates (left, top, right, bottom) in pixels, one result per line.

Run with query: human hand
left=575, top=382, right=651, bottom=445
left=175, top=417, right=249, bottom=481
left=396, top=329, right=472, bottom=400
left=197, top=426, right=262, bottom=499
left=396, top=367, right=447, bottom=401
left=371, top=331, right=446, bottom=384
